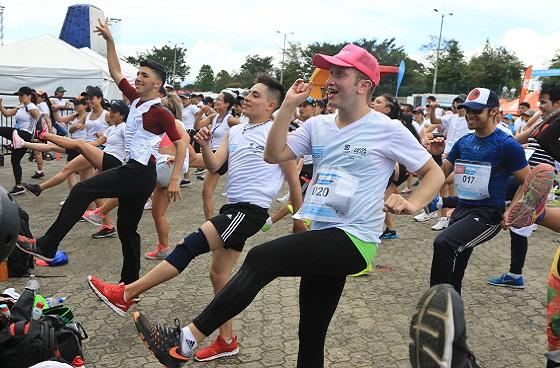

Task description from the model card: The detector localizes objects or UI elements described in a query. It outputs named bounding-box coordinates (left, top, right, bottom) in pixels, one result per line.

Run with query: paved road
left=0, top=158, right=556, bottom=367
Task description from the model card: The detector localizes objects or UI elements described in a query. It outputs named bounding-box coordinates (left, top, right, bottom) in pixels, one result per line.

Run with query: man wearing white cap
left=133, top=44, right=444, bottom=367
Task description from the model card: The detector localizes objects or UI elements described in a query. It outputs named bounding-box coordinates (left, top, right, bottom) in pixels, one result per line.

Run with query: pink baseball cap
left=312, top=44, right=380, bottom=86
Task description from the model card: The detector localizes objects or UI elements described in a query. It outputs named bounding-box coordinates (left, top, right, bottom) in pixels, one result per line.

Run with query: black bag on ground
left=7, top=207, right=34, bottom=277
left=0, top=289, right=88, bottom=367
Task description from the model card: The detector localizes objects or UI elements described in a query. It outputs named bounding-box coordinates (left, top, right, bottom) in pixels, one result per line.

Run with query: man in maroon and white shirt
left=16, top=19, right=186, bottom=284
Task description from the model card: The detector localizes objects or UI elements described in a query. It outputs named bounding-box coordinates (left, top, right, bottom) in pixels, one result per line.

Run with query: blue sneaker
left=380, top=229, right=399, bottom=239
left=488, top=273, right=525, bottom=289
left=425, top=195, right=443, bottom=214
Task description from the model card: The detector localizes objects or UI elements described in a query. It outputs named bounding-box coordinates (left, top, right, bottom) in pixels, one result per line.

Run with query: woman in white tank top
left=196, top=91, right=240, bottom=219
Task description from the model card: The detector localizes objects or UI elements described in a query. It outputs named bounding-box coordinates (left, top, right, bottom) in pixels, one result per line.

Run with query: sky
left=2, top=0, right=559, bottom=82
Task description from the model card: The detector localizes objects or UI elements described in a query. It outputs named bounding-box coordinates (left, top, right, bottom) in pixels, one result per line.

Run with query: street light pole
left=168, top=42, right=184, bottom=87
left=0, top=6, right=5, bottom=46
left=277, top=31, right=294, bottom=84
left=432, top=9, right=453, bottom=94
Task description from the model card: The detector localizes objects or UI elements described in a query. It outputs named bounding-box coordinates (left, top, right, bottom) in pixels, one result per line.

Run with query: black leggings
left=193, top=228, right=367, bottom=367
left=0, top=127, right=32, bottom=185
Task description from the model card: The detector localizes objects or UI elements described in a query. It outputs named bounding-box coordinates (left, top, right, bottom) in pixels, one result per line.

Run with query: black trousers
left=38, top=160, right=156, bottom=283
left=193, top=228, right=366, bottom=368
left=0, top=127, right=32, bottom=185
left=430, top=206, right=504, bottom=293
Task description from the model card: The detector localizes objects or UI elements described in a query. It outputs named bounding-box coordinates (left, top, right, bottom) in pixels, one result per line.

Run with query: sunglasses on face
left=465, top=107, right=485, bottom=115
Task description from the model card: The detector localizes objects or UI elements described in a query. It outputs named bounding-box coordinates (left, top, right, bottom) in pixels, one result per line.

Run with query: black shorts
left=66, top=148, right=80, bottom=162
left=212, top=150, right=228, bottom=176
left=387, top=163, right=408, bottom=188
left=209, top=202, right=269, bottom=252
left=102, top=153, right=122, bottom=171
left=432, top=154, right=443, bottom=166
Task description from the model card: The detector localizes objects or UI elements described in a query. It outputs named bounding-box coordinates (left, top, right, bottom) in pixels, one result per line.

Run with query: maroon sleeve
left=159, top=110, right=181, bottom=142
left=118, top=78, right=138, bottom=102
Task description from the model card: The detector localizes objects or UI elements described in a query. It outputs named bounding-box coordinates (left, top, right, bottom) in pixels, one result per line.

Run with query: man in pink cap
left=133, top=44, right=444, bottom=368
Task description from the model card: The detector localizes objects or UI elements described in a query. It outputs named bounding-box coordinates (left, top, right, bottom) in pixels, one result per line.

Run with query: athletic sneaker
left=179, top=179, right=192, bottom=188
left=31, top=171, right=45, bottom=179
left=83, top=209, right=104, bottom=226
left=425, top=195, right=443, bottom=214
left=11, top=130, right=25, bottom=149
left=349, top=263, right=373, bottom=277
left=487, top=273, right=525, bottom=289
left=414, top=210, right=438, bottom=222
left=92, top=226, right=117, bottom=239
left=22, top=183, right=42, bottom=197
left=431, top=217, right=449, bottom=231
left=506, top=163, right=555, bottom=228
left=195, top=169, right=205, bottom=181
left=380, top=228, right=399, bottom=239
left=195, top=335, right=239, bottom=361
left=145, top=244, right=172, bottom=260
left=87, top=275, right=134, bottom=316
left=144, top=198, right=152, bottom=210
left=16, top=235, right=54, bottom=262
left=409, top=284, right=477, bottom=368
left=9, top=185, right=26, bottom=196
left=133, top=312, right=192, bottom=367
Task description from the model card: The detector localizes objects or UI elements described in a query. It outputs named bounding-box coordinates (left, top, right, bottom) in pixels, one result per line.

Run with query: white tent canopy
left=0, top=34, right=137, bottom=104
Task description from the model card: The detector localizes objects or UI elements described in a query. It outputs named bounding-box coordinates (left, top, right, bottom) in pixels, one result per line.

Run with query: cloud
left=501, top=28, right=560, bottom=69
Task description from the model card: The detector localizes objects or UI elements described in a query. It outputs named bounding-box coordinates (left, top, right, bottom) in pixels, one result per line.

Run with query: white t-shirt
left=513, top=117, right=526, bottom=134
left=50, top=97, right=68, bottom=109
left=210, top=113, right=232, bottom=150
left=37, top=102, right=50, bottom=115
left=69, top=116, right=87, bottom=140
left=226, top=121, right=285, bottom=209
left=102, top=123, right=126, bottom=162
left=440, top=114, right=471, bottom=154
left=182, top=104, right=198, bottom=130
left=84, top=110, right=109, bottom=142
left=287, top=111, right=431, bottom=243
left=14, top=103, right=39, bottom=133
left=292, top=119, right=313, bottom=165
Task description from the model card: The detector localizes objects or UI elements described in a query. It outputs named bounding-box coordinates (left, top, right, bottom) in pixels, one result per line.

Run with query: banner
left=532, top=69, right=560, bottom=78
left=395, top=60, right=406, bottom=97
left=519, top=66, right=533, bottom=103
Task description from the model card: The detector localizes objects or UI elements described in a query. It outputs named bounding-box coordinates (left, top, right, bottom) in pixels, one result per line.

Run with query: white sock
left=180, top=326, right=197, bottom=356
left=507, top=272, right=522, bottom=279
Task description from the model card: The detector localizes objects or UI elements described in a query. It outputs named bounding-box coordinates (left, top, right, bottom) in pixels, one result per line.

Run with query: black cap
left=110, top=100, right=129, bottom=117
left=72, top=95, right=89, bottom=105
left=14, top=86, right=33, bottom=96
left=85, top=85, right=103, bottom=97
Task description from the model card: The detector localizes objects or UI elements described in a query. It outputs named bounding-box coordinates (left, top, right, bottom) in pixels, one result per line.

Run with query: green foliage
left=213, top=70, right=233, bottom=93
left=233, top=55, right=276, bottom=88
left=124, top=45, right=189, bottom=87
left=194, top=65, right=215, bottom=92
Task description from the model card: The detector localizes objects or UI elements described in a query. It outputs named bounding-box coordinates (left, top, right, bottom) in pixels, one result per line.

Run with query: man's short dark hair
left=427, top=95, right=436, bottom=102
left=139, top=60, right=167, bottom=84
left=541, top=82, right=560, bottom=104
left=255, top=73, right=285, bottom=109
left=519, top=102, right=531, bottom=109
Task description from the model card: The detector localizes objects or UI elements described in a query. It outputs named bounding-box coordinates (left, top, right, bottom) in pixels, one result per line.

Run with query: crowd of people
left=2, top=18, right=560, bottom=368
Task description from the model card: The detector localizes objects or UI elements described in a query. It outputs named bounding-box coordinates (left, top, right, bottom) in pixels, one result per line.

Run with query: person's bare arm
left=0, top=99, right=17, bottom=117
left=94, top=18, right=124, bottom=84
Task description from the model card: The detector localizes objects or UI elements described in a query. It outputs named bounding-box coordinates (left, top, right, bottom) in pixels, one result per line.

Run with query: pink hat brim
left=312, top=54, right=353, bottom=70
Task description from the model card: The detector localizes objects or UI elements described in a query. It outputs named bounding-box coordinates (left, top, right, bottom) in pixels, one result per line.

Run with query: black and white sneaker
left=179, top=179, right=192, bottom=188
left=22, top=183, right=42, bottom=197
left=16, top=235, right=54, bottom=262
left=9, top=185, right=26, bottom=196
left=409, top=284, right=478, bottom=368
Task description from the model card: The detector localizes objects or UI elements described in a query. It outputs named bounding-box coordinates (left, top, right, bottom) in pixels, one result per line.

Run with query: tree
left=124, top=45, right=190, bottom=86
left=421, top=38, right=468, bottom=94
left=233, top=55, right=276, bottom=88
left=542, top=50, right=560, bottom=86
left=213, top=70, right=233, bottom=93
left=464, top=40, right=524, bottom=94
left=276, top=42, right=309, bottom=89
left=194, top=65, right=215, bottom=92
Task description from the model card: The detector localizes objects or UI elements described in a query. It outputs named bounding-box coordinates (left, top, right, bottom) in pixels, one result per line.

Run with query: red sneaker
left=87, top=275, right=134, bottom=316
left=145, top=244, right=172, bottom=260
left=194, top=335, right=239, bottom=361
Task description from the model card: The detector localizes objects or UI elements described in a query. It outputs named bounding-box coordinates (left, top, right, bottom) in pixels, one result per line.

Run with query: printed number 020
left=312, top=186, right=330, bottom=197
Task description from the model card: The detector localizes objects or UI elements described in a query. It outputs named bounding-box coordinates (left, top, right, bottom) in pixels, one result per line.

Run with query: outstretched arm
left=94, top=18, right=124, bottom=84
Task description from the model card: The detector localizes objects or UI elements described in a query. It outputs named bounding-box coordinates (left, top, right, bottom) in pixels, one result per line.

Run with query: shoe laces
left=148, top=318, right=181, bottom=352
left=18, top=235, right=36, bottom=245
